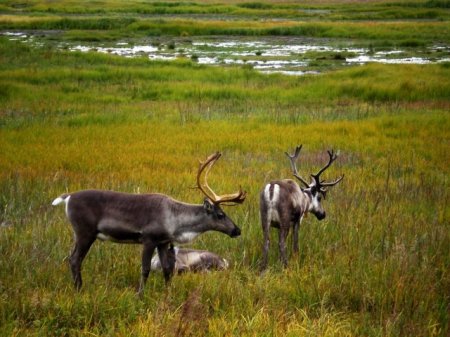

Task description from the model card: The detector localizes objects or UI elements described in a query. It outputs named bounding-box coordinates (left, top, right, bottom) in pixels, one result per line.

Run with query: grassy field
left=1, top=0, right=450, bottom=336
left=1, top=0, right=449, bottom=45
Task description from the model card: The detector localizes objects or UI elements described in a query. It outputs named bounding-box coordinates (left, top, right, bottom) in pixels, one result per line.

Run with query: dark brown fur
left=53, top=189, right=241, bottom=294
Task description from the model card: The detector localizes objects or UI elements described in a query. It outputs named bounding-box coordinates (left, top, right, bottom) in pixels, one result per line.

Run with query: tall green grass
left=1, top=113, right=449, bottom=336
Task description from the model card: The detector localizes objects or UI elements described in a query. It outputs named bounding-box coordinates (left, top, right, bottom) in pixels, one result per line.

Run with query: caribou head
left=196, top=152, right=246, bottom=238
left=285, top=145, right=344, bottom=220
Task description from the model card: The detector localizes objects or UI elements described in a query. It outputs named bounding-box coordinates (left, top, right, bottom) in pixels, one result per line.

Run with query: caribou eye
left=216, top=211, right=225, bottom=219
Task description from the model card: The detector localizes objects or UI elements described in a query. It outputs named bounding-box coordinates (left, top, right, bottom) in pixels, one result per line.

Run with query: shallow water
left=346, top=55, right=433, bottom=64
left=3, top=32, right=449, bottom=75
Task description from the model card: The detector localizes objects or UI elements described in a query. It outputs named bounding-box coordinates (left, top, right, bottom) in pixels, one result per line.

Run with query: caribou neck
left=168, top=202, right=212, bottom=240
left=301, top=189, right=313, bottom=213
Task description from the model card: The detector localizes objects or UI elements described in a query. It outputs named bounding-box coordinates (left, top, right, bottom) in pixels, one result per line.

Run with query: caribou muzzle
left=230, top=226, right=241, bottom=238
left=315, top=211, right=326, bottom=221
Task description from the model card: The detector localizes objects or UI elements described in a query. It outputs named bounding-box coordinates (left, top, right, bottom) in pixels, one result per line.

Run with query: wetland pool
left=3, top=32, right=450, bottom=75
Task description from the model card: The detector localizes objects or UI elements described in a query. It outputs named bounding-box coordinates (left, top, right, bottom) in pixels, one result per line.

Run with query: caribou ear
left=203, top=198, right=215, bottom=213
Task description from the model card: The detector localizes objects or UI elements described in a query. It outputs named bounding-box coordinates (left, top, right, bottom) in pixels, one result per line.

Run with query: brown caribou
left=260, top=145, right=343, bottom=270
left=52, top=152, right=246, bottom=294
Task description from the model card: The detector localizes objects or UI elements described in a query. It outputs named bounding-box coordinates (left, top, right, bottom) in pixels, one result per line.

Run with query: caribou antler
left=285, top=145, right=310, bottom=188
left=311, top=150, right=344, bottom=191
left=196, top=152, right=246, bottom=205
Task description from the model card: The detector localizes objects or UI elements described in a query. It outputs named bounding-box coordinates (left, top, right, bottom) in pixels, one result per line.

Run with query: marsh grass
left=2, top=16, right=448, bottom=44
left=1, top=38, right=449, bottom=128
left=1, top=1, right=450, bottom=335
left=1, top=0, right=449, bottom=21
left=1, top=0, right=449, bottom=44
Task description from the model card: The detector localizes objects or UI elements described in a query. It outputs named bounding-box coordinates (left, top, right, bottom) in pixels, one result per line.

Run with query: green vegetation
left=1, top=0, right=449, bottom=336
left=1, top=0, right=449, bottom=20
left=1, top=0, right=449, bottom=43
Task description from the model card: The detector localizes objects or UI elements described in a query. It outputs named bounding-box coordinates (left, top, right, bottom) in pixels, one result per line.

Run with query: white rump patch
left=265, top=183, right=280, bottom=223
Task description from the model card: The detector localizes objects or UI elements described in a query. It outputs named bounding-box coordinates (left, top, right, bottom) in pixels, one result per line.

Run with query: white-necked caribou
left=260, top=145, right=343, bottom=270
left=52, top=152, right=246, bottom=294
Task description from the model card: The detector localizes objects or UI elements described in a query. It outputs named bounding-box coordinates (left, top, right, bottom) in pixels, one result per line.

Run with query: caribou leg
left=260, top=212, right=271, bottom=271
left=139, top=241, right=156, bottom=296
left=278, top=226, right=289, bottom=268
left=157, top=243, right=175, bottom=283
left=293, top=220, right=300, bottom=254
left=69, top=235, right=96, bottom=291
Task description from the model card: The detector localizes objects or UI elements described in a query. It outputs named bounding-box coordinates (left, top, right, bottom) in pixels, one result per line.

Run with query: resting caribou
left=260, top=145, right=343, bottom=270
left=52, top=152, right=246, bottom=294
left=151, top=246, right=229, bottom=273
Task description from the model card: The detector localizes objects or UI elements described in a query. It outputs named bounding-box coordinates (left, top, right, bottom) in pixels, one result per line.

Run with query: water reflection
left=3, top=32, right=449, bottom=75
